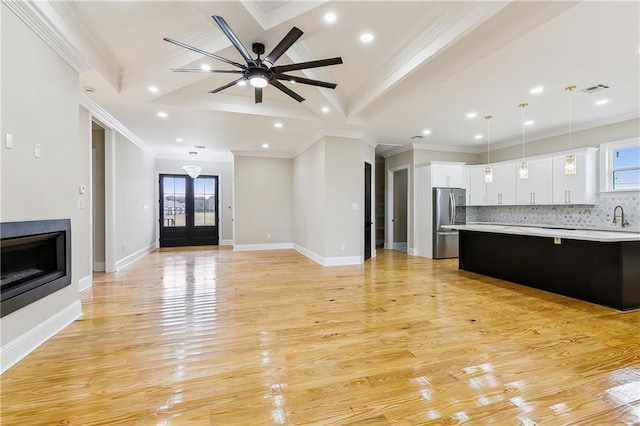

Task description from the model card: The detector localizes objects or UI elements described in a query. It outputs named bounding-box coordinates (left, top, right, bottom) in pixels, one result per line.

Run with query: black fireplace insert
left=1, top=219, right=71, bottom=317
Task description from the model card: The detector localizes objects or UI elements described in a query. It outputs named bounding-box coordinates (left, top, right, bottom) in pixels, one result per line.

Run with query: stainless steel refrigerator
left=433, top=187, right=466, bottom=259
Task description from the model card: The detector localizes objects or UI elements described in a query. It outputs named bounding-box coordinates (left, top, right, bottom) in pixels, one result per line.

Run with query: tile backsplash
left=466, top=192, right=639, bottom=230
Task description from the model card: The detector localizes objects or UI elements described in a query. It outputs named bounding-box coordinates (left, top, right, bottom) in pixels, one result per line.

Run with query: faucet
left=613, top=205, right=629, bottom=228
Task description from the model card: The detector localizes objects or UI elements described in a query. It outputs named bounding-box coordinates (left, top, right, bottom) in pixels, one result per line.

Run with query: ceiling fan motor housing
left=252, top=42, right=265, bottom=56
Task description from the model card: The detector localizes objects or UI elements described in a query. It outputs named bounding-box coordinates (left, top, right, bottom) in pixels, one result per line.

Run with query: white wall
left=293, top=139, right=325, bottom=257
left=293, top=136, right=375, bottom=264
left=155, top=158, right=233, bottom=244
left=114, top=133, right=156, bottom=266
left=1, top=4, right=84, bottom=369
left=233, top=156, right=293, bottom=247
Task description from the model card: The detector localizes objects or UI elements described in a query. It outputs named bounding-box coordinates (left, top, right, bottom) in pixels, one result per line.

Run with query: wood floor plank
left=2, top=247, right=639, bottom=425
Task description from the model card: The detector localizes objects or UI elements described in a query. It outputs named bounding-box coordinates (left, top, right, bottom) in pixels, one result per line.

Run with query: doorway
left=387, top=166, right=410, bottom=252
left=364, top=162, right=372, bottom=261
left=91, top=122, right=106, bottom=272
left=159, top=174, right=219, bottom=247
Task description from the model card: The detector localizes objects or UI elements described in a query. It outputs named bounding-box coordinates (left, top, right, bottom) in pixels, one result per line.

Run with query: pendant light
left=484, top=115, right=493, bottom=183
left=182, top=165, right=202, bottom=178
left=518, top=103, right=529, bottom=180
left=564, top=85, right=577, bottom=175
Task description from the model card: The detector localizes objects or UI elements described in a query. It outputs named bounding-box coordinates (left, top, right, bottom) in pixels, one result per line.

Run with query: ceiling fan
left=164, top=15, right=343, bottom=104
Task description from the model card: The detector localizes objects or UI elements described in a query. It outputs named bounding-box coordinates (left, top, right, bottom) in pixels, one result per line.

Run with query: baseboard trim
left=407, top=247, right=418, bottom=256
left=293, top=244, right=362, bottom=267
left=115, top=242, right=157, bottom=271
left=93, top=261, right=105, bottom=272
left=233, top=242, right=294, bottom=251
left=78, top=275, right=92, bottom=292
left=394, top=242, right=408, bottom=251
left=1, top=300, right=82, bottom=374
left=220, top=239, right=233, bottom=246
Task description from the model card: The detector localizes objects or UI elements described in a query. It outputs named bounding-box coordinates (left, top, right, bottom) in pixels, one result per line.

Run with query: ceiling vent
left=193, top=145, right=206, bottom=149
left=410, top=135, right=424, bottom=140
left=581, top=84, right=610, bottom=94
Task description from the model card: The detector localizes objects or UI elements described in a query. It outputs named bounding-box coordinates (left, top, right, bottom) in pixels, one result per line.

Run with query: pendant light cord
left=567, top=86, right=575, bottom=150
left=485, top=115, right=491, bottom=164
left=519, top=103, right=527, bottom=161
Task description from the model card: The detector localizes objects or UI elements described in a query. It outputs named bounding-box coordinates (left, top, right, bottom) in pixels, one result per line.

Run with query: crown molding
left=3, top=0, right=89, bottom=73
left=232, top=150, right=295, bottom=159
left=79, top=92, right=156, bottom=156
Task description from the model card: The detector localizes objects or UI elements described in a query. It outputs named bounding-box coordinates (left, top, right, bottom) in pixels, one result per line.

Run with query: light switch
left=5, top=133, right=13, bottom=149
left=79, top=185, right=86, bottom=194
left=554, top=237, right=562, bottom=245
left=34, top=143, right=41, bottom=158
left=352, top=203, right=358, bottom=210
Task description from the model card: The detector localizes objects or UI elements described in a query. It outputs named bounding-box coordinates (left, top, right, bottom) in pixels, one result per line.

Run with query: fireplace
left=1, top=219, right=71, bottom=317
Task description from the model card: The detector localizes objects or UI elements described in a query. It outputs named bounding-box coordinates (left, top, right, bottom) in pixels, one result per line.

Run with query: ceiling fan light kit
left=164, top=15, right=343, bottom=104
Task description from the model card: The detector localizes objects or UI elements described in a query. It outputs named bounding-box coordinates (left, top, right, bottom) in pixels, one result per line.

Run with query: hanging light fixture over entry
left=182, top=165, right=202, bottom=178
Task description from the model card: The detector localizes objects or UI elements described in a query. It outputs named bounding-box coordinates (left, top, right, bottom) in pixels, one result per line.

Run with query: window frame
left=600, top=138, right=640, bottom=192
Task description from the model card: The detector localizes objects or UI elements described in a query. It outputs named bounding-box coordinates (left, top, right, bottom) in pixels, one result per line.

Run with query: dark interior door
left=364, top=162, right=372, bottom=261
left=160, top=174, right=219, bottom=247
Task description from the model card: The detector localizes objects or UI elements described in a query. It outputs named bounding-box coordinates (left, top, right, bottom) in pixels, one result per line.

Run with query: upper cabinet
left=486, top=163, right=516, bottom=205
left=516, top=158, right=553, bottom=205
left=463, top=147, right=598, bottom=207
left=466, top=166, right=486, bottom=206
left=552, top=148, right=598, bottom=205
left=431, top=164, right=464, bottom=188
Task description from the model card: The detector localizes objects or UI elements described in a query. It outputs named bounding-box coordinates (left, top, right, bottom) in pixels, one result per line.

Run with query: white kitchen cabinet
left=486, top=163, right=516, bottom=205
left=467, top=165, right=486, bottom=206
left=516, top=158, right=553, bottom=205
left=552, top=148, right=598, bottom=205
left=431, top=164, right=464, bottom=188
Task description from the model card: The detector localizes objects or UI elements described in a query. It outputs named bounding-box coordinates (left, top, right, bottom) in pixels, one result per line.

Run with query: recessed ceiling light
left=474, top=134, right=483, bottom=140
left=262, top=143, right=269, bottom=149
left=524, top=120, right=534, bottom=126
left=200, top=64, right=211, bottom=71
left=360, top=33, right=374, bottom=43
left=466, top=112, right=477, bottom=119
left=289, top=79, right=296, bottom=84
left=83, top=86, right=95, bottom=93
left=321, top=106, right=330, bottom=113
left=530, top=87, right=544, bottom=94
left=595, top=99, right=609, bottom=105
left=324, top=12, right=337, bottom=23
left=148, top=86, right=158, bottom=93
left=274, top=122, right=283, bottom=128
left=176, top=138, right=183, bottom=142
left=237, top=80, right=247, bottom=86
left=422, top=129, right=431, bottom=135
left=157, top=112, right=168, bottom=118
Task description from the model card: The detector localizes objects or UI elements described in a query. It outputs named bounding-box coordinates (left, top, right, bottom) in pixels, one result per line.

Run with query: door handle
left=568, top=190, right=571, bottom=204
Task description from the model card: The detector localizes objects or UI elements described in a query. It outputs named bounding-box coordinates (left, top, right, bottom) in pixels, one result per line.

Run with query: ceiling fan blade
left=164, top=37, right=247, bottom=70
left=170, top=68, right=243, bottom=74
left=263, top=27, right=303, bottom=69
left=271, top=57, right=343, bottom=73
left=275, top=74, right=337, bottom=89
left=255, top=87, right=263, bottom=104
left=209, top=78, right=245, bottom=94
left=212, top=15, right=254, bottom=64
left=270, top=80, right=305, bottom=102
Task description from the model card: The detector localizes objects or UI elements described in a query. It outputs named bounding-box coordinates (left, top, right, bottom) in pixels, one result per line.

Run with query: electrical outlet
left=554, top=237, right=562, bottom=244
left=340, top=243, right=345, bottom=250
left=34, top=143, right=41, bottom=158
left=267, top=233, right=271, bottom=239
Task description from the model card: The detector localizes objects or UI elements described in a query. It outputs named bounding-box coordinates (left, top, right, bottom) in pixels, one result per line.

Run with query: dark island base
left=458, top=230, right=640, bottom=310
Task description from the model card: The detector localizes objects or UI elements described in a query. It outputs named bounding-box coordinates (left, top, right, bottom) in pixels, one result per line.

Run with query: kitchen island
left=448, top=224, right=640, bottom=310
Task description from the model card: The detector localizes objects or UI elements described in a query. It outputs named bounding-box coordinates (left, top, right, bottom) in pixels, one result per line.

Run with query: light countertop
left=445, top=223, right=640, bottom=242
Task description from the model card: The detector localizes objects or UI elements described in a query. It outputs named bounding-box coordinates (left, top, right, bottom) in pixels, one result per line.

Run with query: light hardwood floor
left=1, top=247, right=639, bottom=425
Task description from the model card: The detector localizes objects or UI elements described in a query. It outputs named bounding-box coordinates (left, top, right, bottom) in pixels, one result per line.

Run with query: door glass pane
left=163, top=176, right=186, bottom=227
left=193, top=177, right=216, bottom=226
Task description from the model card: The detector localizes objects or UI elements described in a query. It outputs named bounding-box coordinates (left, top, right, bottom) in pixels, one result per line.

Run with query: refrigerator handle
left=450, top=193, right=455, bottom=226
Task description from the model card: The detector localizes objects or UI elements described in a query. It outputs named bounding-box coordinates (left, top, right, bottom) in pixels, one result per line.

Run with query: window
left=601, top=139, right=640, bottom=192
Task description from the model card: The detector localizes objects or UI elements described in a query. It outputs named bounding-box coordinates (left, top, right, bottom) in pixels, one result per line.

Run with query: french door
left=159, top=174, right=219, bottom=247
